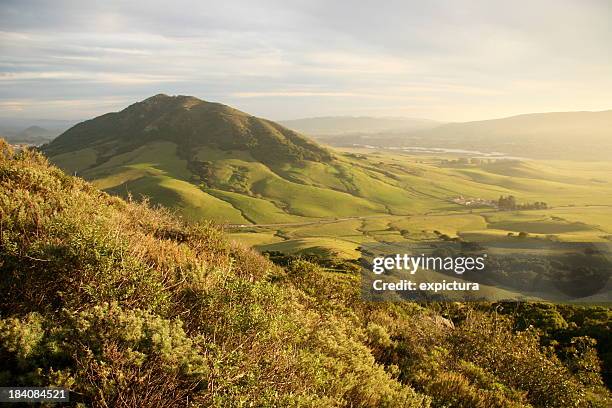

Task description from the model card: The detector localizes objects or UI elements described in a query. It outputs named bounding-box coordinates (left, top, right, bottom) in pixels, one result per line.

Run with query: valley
left=41, top=95, right=612, bottom=303
left=50, top=137, right=612, bottom=258
left=222, top=149, right=612, bottom=258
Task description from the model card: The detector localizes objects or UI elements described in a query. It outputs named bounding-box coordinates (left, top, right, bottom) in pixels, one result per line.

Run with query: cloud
left=0, top=71, right=185, bottom=84
left=0, top=0, right=611, bottom=120
left=232, top=91, right=359, bottom=98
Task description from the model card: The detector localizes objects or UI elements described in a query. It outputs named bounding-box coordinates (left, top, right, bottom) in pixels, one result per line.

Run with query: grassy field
left=224, top=150, right=612, bottom=257
left=229, top=205, right=612, bottom=260
left=48, top=142, right=612, bottom=257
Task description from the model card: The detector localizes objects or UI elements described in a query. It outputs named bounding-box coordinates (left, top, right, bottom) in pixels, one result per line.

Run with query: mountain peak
left=141, top=93, right=202, bottom=106
left=144, top=93, right=170, bottom=101
left=22, top=125, right=48, bottom=132
left=44, top=95, right=332, bottom=165
left=133, top=93, right=203, bottom=110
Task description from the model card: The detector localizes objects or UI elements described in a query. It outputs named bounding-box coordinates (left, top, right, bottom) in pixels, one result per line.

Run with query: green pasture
left=49, top=144, right=612, bottom=257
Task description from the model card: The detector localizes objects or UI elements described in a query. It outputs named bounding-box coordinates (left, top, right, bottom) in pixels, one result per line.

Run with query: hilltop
left=43, top=95, right=436, bottom=224
left=45, top=94, right=331, bottom=164
left=14, top=125, right=57, bottom=144
left=0, top=118, right=75, bottom=143
left=0, top=125, right=59, bottom=145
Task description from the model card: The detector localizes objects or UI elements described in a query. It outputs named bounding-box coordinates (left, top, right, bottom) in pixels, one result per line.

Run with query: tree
left=498, top=195, right=517, bottom=210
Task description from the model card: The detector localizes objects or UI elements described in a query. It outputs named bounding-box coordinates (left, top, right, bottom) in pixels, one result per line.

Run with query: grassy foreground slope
left=2, top=142, right=610, bottom=407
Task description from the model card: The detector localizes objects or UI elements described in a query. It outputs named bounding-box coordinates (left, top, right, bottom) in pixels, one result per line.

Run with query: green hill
left=42, top=96, right=612, bottom=259
left=2, top=141, right=609, bottom=406
left=43, top=95, right=447, bottom=223
left=45, top=94, right=331, bottom=165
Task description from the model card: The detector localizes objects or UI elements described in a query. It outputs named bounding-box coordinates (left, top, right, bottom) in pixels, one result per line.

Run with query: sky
left=1, top=0, right=611, bottom=122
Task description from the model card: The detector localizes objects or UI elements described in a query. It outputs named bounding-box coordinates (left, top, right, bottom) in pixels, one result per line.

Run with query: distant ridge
left=313, top=109, right=612, bottom=160
left=0, top=125, right=58, bottom=145
left=280, top=116, right=440, bottom=136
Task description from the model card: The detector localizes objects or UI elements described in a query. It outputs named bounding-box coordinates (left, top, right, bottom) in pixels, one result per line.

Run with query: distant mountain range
left=13, top=126, right=57, bottom=144
left=279, top=116, right=440, bottom=136
left=309, top=110, right=612, bottom=160
left=7, top=107, right=612, bottom=159
left=0, top=118, right=76, bottom=144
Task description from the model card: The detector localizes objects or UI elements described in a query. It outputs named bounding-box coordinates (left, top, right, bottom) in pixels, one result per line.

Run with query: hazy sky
left=1, top=0, right=611, bottom=122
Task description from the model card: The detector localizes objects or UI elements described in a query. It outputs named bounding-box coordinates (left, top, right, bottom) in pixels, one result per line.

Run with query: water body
left=353, top=144, right=526, bottom=160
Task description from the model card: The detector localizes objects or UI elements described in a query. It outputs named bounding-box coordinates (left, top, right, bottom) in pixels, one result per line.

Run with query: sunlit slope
left=358, top=151, right=612, bottom=206
left=50, top=138, right=612, bottom=229
left=66, top=141, right=245, bottom=223
left=53, top=141, right=450, bottom=222
left=44, top=95, right=455, bottom=222
left=227, top=152, right=612, bottom=257
left=44, top=95, right=612, bottom=230
left=194, top=147, right=436, bottom=215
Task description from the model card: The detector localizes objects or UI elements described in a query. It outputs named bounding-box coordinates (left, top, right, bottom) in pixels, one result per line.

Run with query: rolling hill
left=21, top=95, right=612, bottom=304
left=16, top=125, right=56, bottom=142
left=0, top=125, right=58, bottom=145
left=43, top=94, right=448, bottom=224
left=280, top=116, right=440, bottom=136
left=5, top=138, right=609, bottom=407
left=43, top=95, right=612, bottom=254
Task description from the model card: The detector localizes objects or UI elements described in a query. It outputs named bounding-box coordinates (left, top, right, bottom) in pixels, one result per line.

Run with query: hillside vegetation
left=1, top=141, right=611, bottom=407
